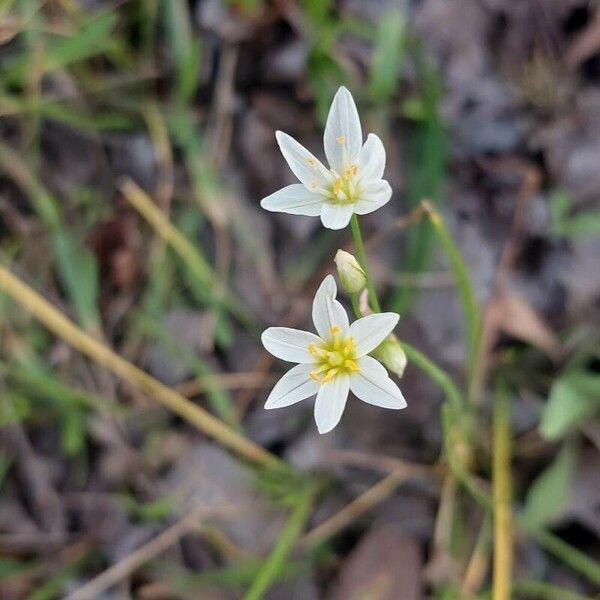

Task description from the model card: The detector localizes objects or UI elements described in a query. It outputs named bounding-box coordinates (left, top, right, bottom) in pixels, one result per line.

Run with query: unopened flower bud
left=334, top=250, right=366, bottom=294
left=373, top=334, right=407, bottom=378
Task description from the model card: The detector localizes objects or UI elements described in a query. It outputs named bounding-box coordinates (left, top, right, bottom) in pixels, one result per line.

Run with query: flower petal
left=354, top=179, right=392, bottom=215
left=262, top=327, right=323, bottom=363
left=349, top=312, right=399, bottom=356
left=324, top=87, right=362, bottom=173
left=261, top=184, right=324, bottom=216
left=314, top=374, right=350, bottom=434
left=275, top=131, right=332, bottom=191
left=264, top=364, right=319, bottom=409
left=351, top=356, right=407, bottom=409
left=356, top=133, right=386, bottom=183
left=312, top=275, right=349, bottom=341
left=320, top=202, right=354, bottom=230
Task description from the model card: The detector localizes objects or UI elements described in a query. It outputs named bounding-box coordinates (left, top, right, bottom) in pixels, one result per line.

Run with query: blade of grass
left=492, top=379, right=513, bottom=600
left=119, top=178, right=258, bottom=331
left=163, top=0, right=201, bottom=103
left=0, top=262, right=282, bottom=469
left=532, top=529, right=600, bottom=585
left=422, top=200, right=482, bottom=386
left=0, top=141, right=100, bottom=329
left=244, top=490, right=314, bottom=600
left=4, top=11, right=119, bottom=86
left=512, top=579, right=593, bottom=600
left=392, top=43, right=446, bottom=314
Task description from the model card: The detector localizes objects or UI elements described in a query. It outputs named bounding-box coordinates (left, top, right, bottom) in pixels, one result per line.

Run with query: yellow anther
left=322, top=368, right=338, bottom=383
left=336, top=135, right=346, bottom=145
left=333, top=177, right=342, bottom=195
left=344, top=164, right=359, bottom=179
left=330, top=326, right=342, bottom=336
left=306, top=156, right=316, bottom=167
left=344, top=337, right=355, bottom=353
left=344, top=359, right=359, bottom=372
left=310, top=364, right=328, bottom=381
left=308, top=343, right=317, bottom=355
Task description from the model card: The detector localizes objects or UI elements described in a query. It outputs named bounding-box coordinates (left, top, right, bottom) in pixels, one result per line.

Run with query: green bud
left=334, top=250, right=366, bottom=294
left=373, top=334, right=407, bottom=378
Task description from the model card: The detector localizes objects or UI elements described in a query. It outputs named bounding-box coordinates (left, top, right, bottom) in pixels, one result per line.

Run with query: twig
left=327, top=449, right=441, bottom=479
left=460, top=513, right=492, bottom=597
left=299, top=469, right=410, bottom=548
left=0, top=263, right=282, bottom=469
left=468, top=160, right=542, bottom=404
left=64, top=508, right=218, bottom=600
left=174, top=371, right=276, bottom=397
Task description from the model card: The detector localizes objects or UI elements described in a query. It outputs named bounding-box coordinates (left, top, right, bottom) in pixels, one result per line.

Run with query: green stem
left=244, top=491, right=314, bottom=600
left=350, top=214, right=381, bottom=313
left=350, top=292, right=361, bottom=319
left=401, top=342, right=464, bottom=414
left=534, top=529, right=600, bottom=585
left=513, top=579, right=593, bottom=600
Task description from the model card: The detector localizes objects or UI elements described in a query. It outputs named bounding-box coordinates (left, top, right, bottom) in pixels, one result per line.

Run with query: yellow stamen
left=330, top=326, right=342, bottom=336
left=344, top=359, right=359, bottom=372
left=310, top=364, right=329, bottom=381
left=322, top=368, right=338, bottom=383
left=308, top=343, right=317, bottom=355
left=332, top=177, right=342, bottom=195
left=344, top=164, right=359, bottom=179
left=306, top=156, right=316, bottom=168
left=336, top=135, right=346, bottom=145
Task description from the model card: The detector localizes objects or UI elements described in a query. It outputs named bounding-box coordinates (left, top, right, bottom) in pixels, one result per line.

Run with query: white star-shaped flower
left=261, top=86, right=392, bottom=230
left=261, top=275, right=406, bottom=434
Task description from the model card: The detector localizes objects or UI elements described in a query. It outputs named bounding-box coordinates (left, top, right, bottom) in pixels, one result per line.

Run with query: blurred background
left=1, top=1, right=599, bottom=599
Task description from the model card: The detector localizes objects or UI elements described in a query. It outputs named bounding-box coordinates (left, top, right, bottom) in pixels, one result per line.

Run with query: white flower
left=261, top=275, right=406, bottom=434
left=261, top=87, right=392, bottom=230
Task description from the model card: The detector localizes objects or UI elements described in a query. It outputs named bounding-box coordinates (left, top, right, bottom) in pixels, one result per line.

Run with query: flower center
left=308, top=326, right=359, bottom=384
left=329, top=164, right=360, bottom=205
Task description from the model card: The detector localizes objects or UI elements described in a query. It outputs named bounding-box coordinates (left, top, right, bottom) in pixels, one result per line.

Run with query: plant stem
left=244, top=490, right=314, bottom=600
left=350, top=214, right=381, bottom=313
left=401, top=342, right=464, bottom=414
left=492, top=380, right=512, bottom=600
left=0, top=263, right=282, bottom=470
left=350, top=292, right=362, bottom=319
left=534, top=529, right=600, bottom=585
left=513, top=579, right=593, bottom=600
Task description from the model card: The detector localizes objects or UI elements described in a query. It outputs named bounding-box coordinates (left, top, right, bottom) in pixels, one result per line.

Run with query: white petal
left=320, top=202, right=354, bottom=230
left=351, top=356, right=407, bottom=409
left=312, top=275, right=349, bottom=341
left=314, top=374, right=350, bottom=434
left=264, top=364, right=319, bottom=409
left=275, top=131, right=332, bottom=191
left=349, top=312, right=399, bottom=356
left=324, top=87, right=362, bottom=173
left=261, top=327, right=323, bottom=363
left=354, top=179, right=392, bottom=215
left=356, top=133, right=386, bottom=183
left=261, top=184, right=324, bottom=216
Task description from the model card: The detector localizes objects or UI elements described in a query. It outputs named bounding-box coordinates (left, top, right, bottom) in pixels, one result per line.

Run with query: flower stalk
left=350, top=214, right=382, bottom=313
